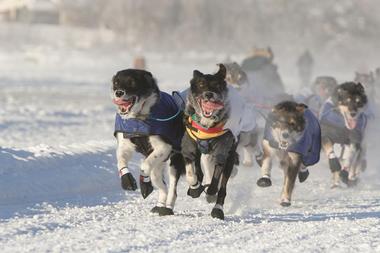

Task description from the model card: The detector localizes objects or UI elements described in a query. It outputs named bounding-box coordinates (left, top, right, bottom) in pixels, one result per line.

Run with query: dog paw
left=121, top=173, right=137, bottom=191
left=159, top=207, right=174, bottom=216
left=256, top=177, right=272, bottom=187
left=280, top=199, right=291, bottom=207
left=211, top=208, right=224, bottom=220
left=187, top=183, right=204, bottom=198
left=339, top=170, right=349, bottom=185
left=140, top=176, right=154, bottom=199
left=298, top=169, right=309, bottom=183
left=206, top=194, right=217, bottom=203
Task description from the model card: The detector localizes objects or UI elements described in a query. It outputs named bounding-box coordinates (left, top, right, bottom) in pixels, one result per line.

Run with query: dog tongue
left=113, top=99, right=132, bottom=106
left=347, top=118, right=357, bottom=130
left=202, top=101, right=224, bottom=111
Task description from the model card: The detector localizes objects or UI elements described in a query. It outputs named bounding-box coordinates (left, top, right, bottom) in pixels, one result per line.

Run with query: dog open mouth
left=343, top=111, right=358, bottom=130
left=199, top=99, right=224, bottom=118
left=113, top=96, right=137, bottom=115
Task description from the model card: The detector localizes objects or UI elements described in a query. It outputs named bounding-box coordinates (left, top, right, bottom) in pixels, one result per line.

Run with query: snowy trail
left=1, top=157, right=380, bottom=252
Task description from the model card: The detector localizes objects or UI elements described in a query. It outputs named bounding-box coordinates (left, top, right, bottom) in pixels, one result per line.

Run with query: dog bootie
left=150, top=206, right=163, bottom=214
left=257, top=177, right=272, bottom=187
left=140, top=175, right=154, bottom=199
left=298, top=169, right=309, bottom=183
left=187, top=182, right=204, bottom=198
left=159, top=207, right=174, bottom=216
left=280, top=198, right=291, bottom=207
left=211, top=205, right=224, bottom=220
left=120, top=172, right=137, bottom=191
left=339, top=169, right=349, bottom=185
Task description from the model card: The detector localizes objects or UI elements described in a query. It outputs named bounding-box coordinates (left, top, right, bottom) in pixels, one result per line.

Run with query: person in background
left=297, top=50, right=314, bottom=87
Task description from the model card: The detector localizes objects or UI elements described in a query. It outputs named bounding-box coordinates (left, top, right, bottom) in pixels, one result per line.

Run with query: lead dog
left=257, top=101, right=321, bottom=206
left=319, top=82, right=368, bottom=187
left=181, top=64, right=255, bottom=219
left=112, top=69, right=185, bottom=216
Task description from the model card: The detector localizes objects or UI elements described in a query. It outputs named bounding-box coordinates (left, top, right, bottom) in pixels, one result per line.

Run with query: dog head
left=111, top=69, right=159, bottom=119
left=312, top=76, right=337, bottom=101
left=188, top=64, right=229, bottom=127
left=224, top=62, right=248, bottom=89
left=332, top=82, right=368, bottom=130
left=269, top=101, right=306, bottom=150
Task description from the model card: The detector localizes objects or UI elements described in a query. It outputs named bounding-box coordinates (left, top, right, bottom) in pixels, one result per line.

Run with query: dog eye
left=355, top=97, right=361, bottom=103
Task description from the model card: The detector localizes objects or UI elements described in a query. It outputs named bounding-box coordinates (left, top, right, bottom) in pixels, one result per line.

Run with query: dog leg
left=206, top=163, right=223, bottom=196
left=280, top=153, right=300, bottom=207
left=201, top=154, right=214, bottom=195
left=322, top=138, right=342, bottom=188
left=257, top=140, right=273, bottom=187
left=140, top=136, right=172, bottom=199
left=162, top=153, right=184, bottom=216
left=116, top=133, right=137, bottom=191
left=242, top=145, right=254, bottom=167
left=211, top=149, right=234, bottom=220
left=149, top=161, right=170, bottom=215
left=185, top=161, right=204, bottom=198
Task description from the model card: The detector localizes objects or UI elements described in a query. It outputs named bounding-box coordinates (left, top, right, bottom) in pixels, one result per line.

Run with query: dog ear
left=216, top=64, right=227, bottom=79
left=356, top=82, right=365, bottom=93
left=193, top=70, right=203, bottom=79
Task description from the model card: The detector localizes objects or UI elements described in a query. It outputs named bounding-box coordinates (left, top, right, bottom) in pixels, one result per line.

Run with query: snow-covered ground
left=1, top=24, right=380, bottom=253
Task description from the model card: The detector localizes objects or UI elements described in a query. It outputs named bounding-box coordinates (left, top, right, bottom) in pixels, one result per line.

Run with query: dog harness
left=186, top=114, right=228, bottom=140
left=264, top=109, right=321, bottom=166
left=319, top=100, right=367, bottom=133
left=114, top=91, right=183, bottom=150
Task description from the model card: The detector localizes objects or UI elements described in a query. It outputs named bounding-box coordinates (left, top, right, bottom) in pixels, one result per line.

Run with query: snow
left=1, top=24, right=380, bottom=253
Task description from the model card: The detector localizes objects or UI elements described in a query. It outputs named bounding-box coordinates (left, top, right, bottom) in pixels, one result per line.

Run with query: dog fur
left=112, top=69, right=185, bottom=216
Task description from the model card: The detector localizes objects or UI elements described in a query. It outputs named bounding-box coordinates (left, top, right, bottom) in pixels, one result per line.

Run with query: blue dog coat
left=264, top=109, right=321, bottom=166
left=319, top=100, right=367, bottom=133
left=114, top=92, right=183, bottom=150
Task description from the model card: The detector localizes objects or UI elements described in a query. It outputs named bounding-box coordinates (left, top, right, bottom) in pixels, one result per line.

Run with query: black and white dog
left=181, top=64, right=255, bottom=219
left=257, top=101, right=321, bottom=206
left=112, top=69, right=185, bottom=216
left=319, top=82, right=368, bottom=188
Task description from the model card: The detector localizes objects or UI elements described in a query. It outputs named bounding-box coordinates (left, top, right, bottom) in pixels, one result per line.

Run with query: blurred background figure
left=133, top=55, right=146, bottom=70
left=240, top=47, right=286, bottom=109
left=295, top=76, right=337, bottom=116
left=297, top=50, right=314, bottom=87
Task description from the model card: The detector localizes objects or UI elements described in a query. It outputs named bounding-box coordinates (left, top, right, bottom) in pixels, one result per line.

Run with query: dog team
left=111, top=48, right=374, bottom=220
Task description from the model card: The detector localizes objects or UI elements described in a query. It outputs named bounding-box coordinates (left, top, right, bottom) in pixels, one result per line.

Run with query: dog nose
left=204, top=92, right=214, bottom=100
left=115, top=90, right=124, bottom=97
left=282, top=132, right=290, bottom=139
left=350, top=112, right=357, bottom=117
